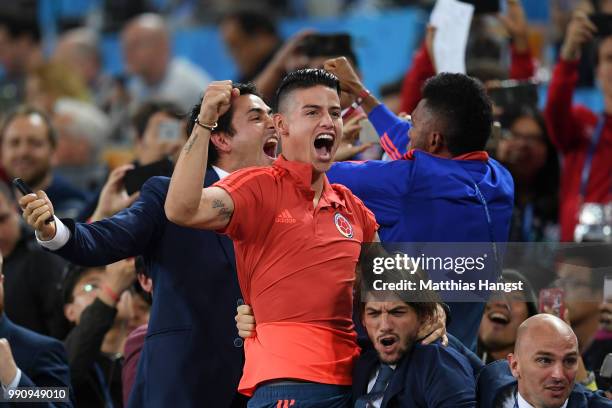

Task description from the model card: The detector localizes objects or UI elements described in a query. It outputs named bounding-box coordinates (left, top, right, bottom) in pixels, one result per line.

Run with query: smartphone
left=459, top=0, right=500, bottom=14
left=12, top=178, right=54, bottom=224
left=124, top=158, right=173, bottom=195
left=298, top=33, right=354, bottom=59
left=488, top=80, right=539, bottom=112
left=591, top=13, right=612, bottom=37
left=158, top=120, right=181, bottom=141
left=539, top=288, right=565, bottom=318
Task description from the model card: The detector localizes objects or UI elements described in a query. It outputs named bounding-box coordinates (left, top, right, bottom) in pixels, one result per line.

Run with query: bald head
left=514, top=314, right=577, bottom=356
left=121, top=13, right=170, bottom=82
left=54, top=28, right=100, bottom=84
left=508, top=314, right=579, bottom=408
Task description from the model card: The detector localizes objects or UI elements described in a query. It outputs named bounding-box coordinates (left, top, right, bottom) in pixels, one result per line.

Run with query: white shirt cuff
left=35, top=216, right=71, bottom=250
left=2, top=367, right=21, bottom=391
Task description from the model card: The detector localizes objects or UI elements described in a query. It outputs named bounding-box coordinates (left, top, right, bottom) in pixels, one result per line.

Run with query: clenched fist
left=18, top=191, right=56, bottom=241
left=197, top=81, right=241, bottom=127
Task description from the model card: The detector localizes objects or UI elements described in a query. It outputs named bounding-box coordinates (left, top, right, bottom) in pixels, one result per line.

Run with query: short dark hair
left=421, top=73, right=493, bottom=156
left=131, top=100, right=185, bottom=140
left=221, top=10, right=278, bottom=37
left=274, top=68, right=341, bottom=112
left=186, top=82, right=261, bottom=166
left=0, top=105, right=56, bottom=148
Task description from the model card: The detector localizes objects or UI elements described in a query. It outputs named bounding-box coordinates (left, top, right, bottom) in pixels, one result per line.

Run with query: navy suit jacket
left=52, top=170, right=245, bottom=408
left=0, top=314, right=72, bottom=408
left=476, top=360, right=612, bottom=408
left=352, top=340, right=477, bottom=407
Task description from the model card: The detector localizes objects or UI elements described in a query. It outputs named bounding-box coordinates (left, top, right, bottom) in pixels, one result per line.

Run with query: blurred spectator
left=0, top=251, right=72, bottom=406
left=52, top=99, right=111, bottom=193
left=400, top=0, right=535, bottom=118
left=556, top=244, right=612, bottom=371
left=0, top=105, right=88, bottom=219
left=379, top=78, right=403, bottom=115
left=0, top=182, right=68, bottom=339
left=220, top=10, right=282, bottom=83
left=544, top=11, right=612, bottom=242
left=62, top=260, right=137, bottom=408
left=0, top=12, right=42, bottom=113
left=477, top=314, right=611, bottom=407
left=478, top=269, right=538, bottom=364
left=52, top=28, right=116, bottom=109
left=25, top=62, right=91, bottom=114
left=497, top=106, right=560, bottom=242
left=131, top=100, right=187, bottom=166
left=121, top=13, right=212, bottom=112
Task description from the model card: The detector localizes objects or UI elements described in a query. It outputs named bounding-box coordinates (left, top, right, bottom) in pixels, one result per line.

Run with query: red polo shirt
left=214, top=155, right=378, bottom=395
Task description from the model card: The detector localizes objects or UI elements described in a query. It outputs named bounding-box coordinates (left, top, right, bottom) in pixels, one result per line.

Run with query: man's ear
left=429, top=132, right=446, bottom=154
left=508, top=353, right=520, bottom=379
left=273, top=113, right=289, bottom=138
left=210, top=132, right=232, bottom=154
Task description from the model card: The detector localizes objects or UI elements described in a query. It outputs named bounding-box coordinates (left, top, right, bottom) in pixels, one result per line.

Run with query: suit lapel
left=204, top=168, right=237, bottom=274
left=381, top=351, right=411, bottom=407
left=354, top=350, right=382, bottom=402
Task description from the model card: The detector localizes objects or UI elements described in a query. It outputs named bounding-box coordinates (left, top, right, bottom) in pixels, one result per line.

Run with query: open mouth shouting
left=263, top=135, right=279, bottom=160
left=487, top=309, right=511, bottom=327
left=377, top=335, right=399, bottom=355
left=313, top=132, right=335, bottom=162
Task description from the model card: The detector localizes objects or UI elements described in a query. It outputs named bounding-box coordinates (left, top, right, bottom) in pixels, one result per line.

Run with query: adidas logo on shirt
left=275, top=210, right=296, bottom=224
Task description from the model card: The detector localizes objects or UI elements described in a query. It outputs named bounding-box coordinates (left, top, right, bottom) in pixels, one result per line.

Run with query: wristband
left=101, top=284, right=120, bottom=303
left=342, top=89, right=371, bottom=120
left=194, top=117, right=218, bottom=132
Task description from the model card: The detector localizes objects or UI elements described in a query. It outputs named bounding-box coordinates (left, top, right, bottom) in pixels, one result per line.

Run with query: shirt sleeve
left=35, top=216, right=70, bottom=250
left=353, top=195, right=379, bottom=243
left=2, top=368, right=21, bottom=390
left=213, top=168, right=274, bottom=242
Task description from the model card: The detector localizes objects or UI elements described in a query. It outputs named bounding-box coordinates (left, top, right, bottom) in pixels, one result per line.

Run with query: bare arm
left=165, top=81, right=238, bottom=229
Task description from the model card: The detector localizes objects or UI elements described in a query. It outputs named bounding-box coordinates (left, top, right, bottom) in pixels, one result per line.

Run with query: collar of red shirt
left=274, top=155, right=346, bottom=209
left=403, top=149, right=489, bottom=161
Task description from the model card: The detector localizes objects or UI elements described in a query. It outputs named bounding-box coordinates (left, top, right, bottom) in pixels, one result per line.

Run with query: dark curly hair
left=421, top=73, right=493, bottom=156
left=186, top=82, right=261, bottom=166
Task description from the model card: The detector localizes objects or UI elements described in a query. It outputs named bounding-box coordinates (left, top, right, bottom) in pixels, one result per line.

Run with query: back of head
left=274, top=68, right=340, bottom=113
left=421, top=73, right=493, bottom=156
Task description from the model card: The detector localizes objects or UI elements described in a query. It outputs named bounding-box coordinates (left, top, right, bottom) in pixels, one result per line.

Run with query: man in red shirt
left=164, top=70, right=379, bottom=407
left=544, top=11, right=612, bottom=242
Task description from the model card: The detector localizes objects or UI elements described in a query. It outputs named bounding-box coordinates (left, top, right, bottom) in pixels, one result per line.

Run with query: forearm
left=544, top=59, right=580, bottom=150
left=165, top=123, right=211, bottom=225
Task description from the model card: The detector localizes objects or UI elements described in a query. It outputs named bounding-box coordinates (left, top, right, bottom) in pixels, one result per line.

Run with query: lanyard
left=521, top=203, right=534, bottom=242
left=579, top=115, right=605, bottom=200
left=472, top=182, right=500, bottom=267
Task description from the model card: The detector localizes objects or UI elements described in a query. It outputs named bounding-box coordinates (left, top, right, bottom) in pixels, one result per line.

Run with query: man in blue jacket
left=476, top=314, right=612, bottom=408
left=19, top=83, right=279, bottom=408
left=0, top=253, right=72, bottom=408
left=325, top=58, right=514, bottom=350
left=353, top=284, right=478, bottom=408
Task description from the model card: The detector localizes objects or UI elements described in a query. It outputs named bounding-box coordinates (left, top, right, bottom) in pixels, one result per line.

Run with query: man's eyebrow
left=301, top=104, right=322, bottom=110
left=246, top=107, right=267, bottom=115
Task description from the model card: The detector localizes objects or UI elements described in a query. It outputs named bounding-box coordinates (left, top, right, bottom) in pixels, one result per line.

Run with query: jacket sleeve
left=63, top=299, right=116, bottom=386
left=509, top=44, right=535, bottom=80
left=53, top=177, right=167, bottom=266
left=422, top=347, right=477, bottom=407
left=400, top=41, right=435, bottom=115
left=543, top=59, right=585, bottom=152
left=368, top=104, right=412, bottom=160
left=18, top=338, right=74, bottom=407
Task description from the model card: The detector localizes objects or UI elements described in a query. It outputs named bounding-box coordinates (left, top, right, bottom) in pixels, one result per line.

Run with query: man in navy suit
left=352, top=288, right=477, bottom=408
left=0, top=252, right=72, bottom=408
left=19, top=82, right=279, bottom=408
left=477, top=314, right=612, bottom=408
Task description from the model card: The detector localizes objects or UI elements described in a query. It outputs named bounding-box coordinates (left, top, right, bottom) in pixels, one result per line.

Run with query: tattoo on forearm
left=184, top=134, right=199, bottom=153
left=212, top=199, right=231, bottom=220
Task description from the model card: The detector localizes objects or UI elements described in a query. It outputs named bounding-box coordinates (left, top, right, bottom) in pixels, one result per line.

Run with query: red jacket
left=544, top=59, right=612, bottom=241
left=399, top=43, right=535, bottom=114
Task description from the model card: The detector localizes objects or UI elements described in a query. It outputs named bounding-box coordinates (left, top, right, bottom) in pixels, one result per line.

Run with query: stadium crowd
left=0, top=0, right=611, bottom=407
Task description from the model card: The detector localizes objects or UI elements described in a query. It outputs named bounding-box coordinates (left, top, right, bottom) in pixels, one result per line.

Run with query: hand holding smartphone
left=12, top=178, right=54, bottom=225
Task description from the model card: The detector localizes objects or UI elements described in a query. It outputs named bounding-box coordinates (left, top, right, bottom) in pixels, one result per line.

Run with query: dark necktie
left=355, top=364, right=395, bottom=408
